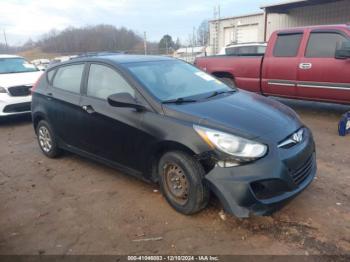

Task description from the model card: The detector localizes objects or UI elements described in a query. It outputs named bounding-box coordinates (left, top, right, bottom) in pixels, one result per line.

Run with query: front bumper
left=205, top=128, right=316, bottom=218
left=0, top=93, right=32, bottom=116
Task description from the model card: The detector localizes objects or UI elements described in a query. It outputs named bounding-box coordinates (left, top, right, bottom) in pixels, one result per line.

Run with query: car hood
left=0, top=71, right=43, bottom=88
left=163, top=90, right=302, bottom=142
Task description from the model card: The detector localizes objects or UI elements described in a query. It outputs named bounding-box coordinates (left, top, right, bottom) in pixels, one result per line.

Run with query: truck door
left=262, top=32, right=303, bottom=98
left=297, top=30, right=350, bottom=103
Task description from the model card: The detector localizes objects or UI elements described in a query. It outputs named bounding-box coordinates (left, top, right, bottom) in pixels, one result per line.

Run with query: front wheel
left=158, top=151, right=209, bottom=215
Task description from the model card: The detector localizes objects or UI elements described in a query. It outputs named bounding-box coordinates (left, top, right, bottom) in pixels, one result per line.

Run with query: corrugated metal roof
left=261, top=0, right=306, bottom=9
left=261, top=0, right=343, bottom=12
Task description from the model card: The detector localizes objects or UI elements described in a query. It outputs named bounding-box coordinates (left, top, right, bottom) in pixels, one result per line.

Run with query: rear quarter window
left=273, top=33, right=303, bottom=57
left=46, top=69, right=56, bottom=84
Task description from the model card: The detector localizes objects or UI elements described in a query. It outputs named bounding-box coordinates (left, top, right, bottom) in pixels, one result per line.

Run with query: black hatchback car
left=32, top=55, right=316, bottom=218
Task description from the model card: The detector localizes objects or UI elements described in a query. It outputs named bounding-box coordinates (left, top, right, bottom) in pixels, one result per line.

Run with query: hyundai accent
left=31, top=55, right=316, bottom=217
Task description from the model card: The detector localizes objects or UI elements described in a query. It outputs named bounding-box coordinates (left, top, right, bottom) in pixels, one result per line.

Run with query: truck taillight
left=31, top=74, right=44, bottom=94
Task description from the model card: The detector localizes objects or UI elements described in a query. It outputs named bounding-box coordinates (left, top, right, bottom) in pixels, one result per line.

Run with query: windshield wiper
left=206, top=90, right=236, bottom=99
left=162, top=97, right=198, bottom=104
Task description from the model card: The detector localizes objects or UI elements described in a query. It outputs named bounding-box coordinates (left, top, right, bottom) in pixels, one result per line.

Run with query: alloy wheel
left=38, top=126, right=52, bottom=153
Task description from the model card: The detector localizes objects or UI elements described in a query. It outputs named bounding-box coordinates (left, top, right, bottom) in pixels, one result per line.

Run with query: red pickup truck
left=195, top=24, right=350, bottom=104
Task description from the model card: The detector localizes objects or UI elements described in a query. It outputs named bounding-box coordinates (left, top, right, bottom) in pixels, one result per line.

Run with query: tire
left=36, top=120, right=61, bottom=158
left=158, top=151, right=210, bottom=215
left=219, top=77, right=236, bottom=88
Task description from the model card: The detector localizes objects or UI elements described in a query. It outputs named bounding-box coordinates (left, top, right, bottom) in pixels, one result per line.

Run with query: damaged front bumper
left=204, top=129, right=316, bottom=218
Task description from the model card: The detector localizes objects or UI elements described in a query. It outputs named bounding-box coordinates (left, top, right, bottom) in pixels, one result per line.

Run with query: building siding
left=266, top=0, right=350, bottom=39
left=209, top=13, right=264, bottom=54
left=209, top=0, right=350, bottom=55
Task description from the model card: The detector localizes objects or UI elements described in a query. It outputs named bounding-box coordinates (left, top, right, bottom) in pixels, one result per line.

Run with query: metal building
left=209, top=0, right=350, bottom=55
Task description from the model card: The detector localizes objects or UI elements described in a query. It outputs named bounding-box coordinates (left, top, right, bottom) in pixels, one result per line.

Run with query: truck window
left=305, top=32, right=348, bottom=58
left=273, top=33, right=303, bottom=57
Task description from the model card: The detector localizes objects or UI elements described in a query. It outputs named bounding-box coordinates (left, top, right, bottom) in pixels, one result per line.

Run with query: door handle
left=82, top=105, right=95, bottom=114
left=46, top=92, right=53, bottom=100
left=299, top=63, right=312, bottom=70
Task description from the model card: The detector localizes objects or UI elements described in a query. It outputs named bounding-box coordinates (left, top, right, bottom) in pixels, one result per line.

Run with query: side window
left=87, top=64, right=135, bottom=100
left=238, top=46, right=253, bottom=55
left=305, top=32, right=348, bottom=58
left=226, top=47, right=238, bottom=55
left=52, top=64, right=84, bottom=93
left=273, top=33, right=303, bottom=57
left=47, top=69, right=56, bottom=84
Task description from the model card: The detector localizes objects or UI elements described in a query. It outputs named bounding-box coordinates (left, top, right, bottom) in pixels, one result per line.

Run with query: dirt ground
left=0, top=98, right=349, bottom=256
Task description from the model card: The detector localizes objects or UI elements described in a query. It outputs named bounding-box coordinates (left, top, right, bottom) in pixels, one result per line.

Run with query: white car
left=0, top=55, right=42, bottom=117
left=218, top=43, right=267, bottom=56
left=31, top=58, right=50, bottom=71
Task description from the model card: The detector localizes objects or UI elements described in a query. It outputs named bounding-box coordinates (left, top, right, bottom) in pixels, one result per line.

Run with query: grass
left=17, top=48, right=62, bottom=61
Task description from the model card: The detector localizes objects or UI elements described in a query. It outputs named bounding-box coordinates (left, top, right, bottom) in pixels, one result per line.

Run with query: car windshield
left=124, top=60, right=234, bottom=102
left=0, top=58, right=39, bottom=74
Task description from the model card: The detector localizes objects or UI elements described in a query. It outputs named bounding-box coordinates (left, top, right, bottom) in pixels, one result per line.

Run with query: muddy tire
left=158, top=151, right=209, bottom=215
left=36, top=120, right=61, bottom=158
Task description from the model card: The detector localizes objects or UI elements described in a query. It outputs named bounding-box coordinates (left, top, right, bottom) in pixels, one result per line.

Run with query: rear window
left=305, top=32, right=348, bottom=58
left=52, top=64, right=84, bottom=94
left=273, top=33, right=303, bottom=57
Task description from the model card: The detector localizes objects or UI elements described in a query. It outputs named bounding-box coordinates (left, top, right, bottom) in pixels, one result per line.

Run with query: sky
left=0, top=0, right=272, bottom=46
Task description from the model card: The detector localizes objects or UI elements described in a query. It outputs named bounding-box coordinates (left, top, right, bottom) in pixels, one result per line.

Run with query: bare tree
left=37, top=24, right=144, bottom=54
left=197, top=20, right=209, bottom=46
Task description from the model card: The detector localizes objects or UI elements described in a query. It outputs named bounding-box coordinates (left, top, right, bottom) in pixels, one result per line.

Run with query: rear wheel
left=158, top=151, right=209, bottom=215
left=36, top=120, right=61, bottom=158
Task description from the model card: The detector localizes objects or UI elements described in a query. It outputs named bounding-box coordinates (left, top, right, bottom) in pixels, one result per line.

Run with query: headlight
left=194, top=125, right=267, bottom=160
left=0, top=86, right=7, bottom=93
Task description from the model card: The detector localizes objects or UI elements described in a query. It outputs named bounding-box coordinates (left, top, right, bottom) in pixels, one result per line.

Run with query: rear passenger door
left=262, top=32, right=303, bottom=98
left=297, top=30, right=350, bottom=103
left=79, top=63, right=146, bottom=172
left=48, top=63, right=86, bottom=149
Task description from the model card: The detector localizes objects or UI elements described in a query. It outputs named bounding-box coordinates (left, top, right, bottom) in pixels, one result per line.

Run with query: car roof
left=0, top=54, right=23, bottom=59
left=66, top=54, right=175, bottom=65
left=225, top=43, right=267, bottom=48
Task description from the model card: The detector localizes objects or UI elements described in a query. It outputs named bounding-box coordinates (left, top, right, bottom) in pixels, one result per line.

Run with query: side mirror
left=335, top=41, right=350, bottom=59
left=107, top=93, right=146, bottom=111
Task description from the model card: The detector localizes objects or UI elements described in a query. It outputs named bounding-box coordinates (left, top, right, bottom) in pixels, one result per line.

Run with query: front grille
left=3, top=102, right=31, bottom=113
left=8, top=85, right=32, bottom=97
left=291, top=156, right=314, bottom=186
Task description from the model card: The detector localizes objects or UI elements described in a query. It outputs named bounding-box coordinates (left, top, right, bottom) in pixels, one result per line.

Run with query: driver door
left=297, top=30, right=350, bottom=103
left=79, top=63, right=146, bottom=171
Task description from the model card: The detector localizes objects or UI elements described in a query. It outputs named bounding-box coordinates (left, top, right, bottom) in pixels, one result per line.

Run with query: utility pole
left=3, top=29, right=8, bottom=51
left=143, top=32, right=147, bottom=55
left=165, top=37, right=168, bottom=55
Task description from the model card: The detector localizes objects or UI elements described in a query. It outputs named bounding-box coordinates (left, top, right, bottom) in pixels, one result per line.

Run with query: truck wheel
left=219, top=77, right=236, bottom=88
left=36, top=120, right=62, bottom=158
left=158, top=151, right=210, bottom=215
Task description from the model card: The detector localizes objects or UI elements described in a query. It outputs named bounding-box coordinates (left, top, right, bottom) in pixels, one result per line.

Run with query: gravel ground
left=0, top=98, right=349, bottom=255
